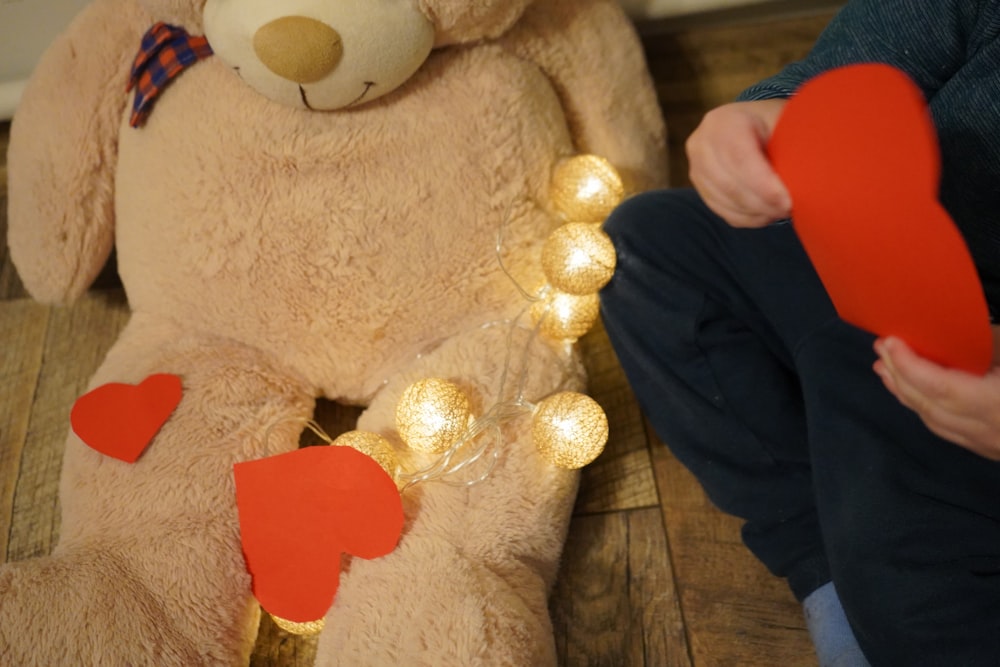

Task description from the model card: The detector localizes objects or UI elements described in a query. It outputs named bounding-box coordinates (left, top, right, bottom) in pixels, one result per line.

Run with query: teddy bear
left=3, top=0, right=667, bottom=663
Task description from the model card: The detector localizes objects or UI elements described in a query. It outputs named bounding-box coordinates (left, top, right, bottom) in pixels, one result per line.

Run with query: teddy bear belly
left=112, top=51, right=572, bottom=399
left=113, top=185, right=551, bottom=399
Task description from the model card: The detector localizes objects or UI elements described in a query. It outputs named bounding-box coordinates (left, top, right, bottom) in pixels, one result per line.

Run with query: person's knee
left=826, top=506, right=1000, bottom=665
left=605, top=187, right=699, bottom=244
left=603, top=188, right=720, bottom=284
left=602, top=189, right=666, bottom=243
left=835, top=570, right=997, bottom=666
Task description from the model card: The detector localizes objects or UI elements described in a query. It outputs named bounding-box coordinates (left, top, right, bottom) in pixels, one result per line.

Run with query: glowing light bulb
left=332, top=430, right=399, bottom=479
left=541, top=222, right=617, bottom=295
left=550, top=155, right=625, bottom=223
left=531, top=392, right=609, bottom=469
left=395, top=378, right=472, bottom=454
left=530, top=286, right=600, bottom=341
left=270, top=614, right=325, bottom=636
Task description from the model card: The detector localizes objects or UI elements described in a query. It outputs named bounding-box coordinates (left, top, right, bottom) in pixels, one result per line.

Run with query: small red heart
left=70, top=373, right=183, bottom=463
left=769, top=63, right=992, bottom=375
left=234, top=445, right=404, bottom=623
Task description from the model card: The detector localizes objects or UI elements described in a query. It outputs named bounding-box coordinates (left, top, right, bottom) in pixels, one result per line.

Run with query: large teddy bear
left=4, top=0, right=667, bottom=663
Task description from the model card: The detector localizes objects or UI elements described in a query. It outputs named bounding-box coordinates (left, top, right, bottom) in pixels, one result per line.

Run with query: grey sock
left=802, top=581, right=870, bottom=667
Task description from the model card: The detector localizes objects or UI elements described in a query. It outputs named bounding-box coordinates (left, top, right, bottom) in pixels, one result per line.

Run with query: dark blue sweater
left=738, top=0, right=1000, bottom=309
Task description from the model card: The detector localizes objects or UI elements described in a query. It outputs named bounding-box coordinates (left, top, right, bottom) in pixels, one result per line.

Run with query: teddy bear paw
left=314, top=538, right=558, bottom=666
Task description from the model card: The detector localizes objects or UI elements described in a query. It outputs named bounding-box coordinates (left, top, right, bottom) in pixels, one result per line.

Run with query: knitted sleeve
left=736, top=0, right=1000, bottom=102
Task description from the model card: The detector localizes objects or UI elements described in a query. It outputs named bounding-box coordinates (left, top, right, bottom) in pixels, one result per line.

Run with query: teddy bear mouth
left=347, top=82, right=376, bottom=108
left=298, top=82, right=376, bottom=111
left=298, top=85, right=314, bottom=110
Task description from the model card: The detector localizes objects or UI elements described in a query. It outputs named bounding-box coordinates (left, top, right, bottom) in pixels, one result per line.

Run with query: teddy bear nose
left=253, top=16, right=343, bottom=84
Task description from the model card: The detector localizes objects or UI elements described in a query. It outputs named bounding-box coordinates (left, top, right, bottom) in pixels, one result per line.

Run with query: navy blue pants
left=599, top=188, right=1000, bottom=666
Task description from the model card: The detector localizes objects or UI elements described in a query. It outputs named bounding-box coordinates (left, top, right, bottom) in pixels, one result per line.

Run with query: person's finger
left=876, top=337, right=981, bottom=413
left=690, top=153, right=789, bottom=227
left=873, top=356, right=924, bottom=414
left=687, top=111, right=790, bottom=227
left=875, top=354, right=1000, bottom=459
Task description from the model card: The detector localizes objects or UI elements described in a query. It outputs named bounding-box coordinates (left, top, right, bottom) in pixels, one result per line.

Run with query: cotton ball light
left=530, top=286, right=600, bottom=341
left=270, top=614, right=325, bottom=636
left=332, top=430, right=398, bottom=479
left=541, top=222, right=617, bottom=295
left=532, top=392, right=608, bottom=469
left=395, top=378, right=472, bottom=454
left=550, top=154, right=625, bottom=223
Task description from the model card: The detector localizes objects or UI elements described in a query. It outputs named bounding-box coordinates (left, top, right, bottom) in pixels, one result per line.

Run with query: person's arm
left=738, top=0, right=993, bottom=103
left=687, top=0, right=998, bottom=229
left=874, top=332, right=1000, bottom=460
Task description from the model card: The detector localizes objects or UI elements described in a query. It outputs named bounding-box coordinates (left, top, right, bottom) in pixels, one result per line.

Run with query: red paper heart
left=70, top=373, right=183, bottom=462
left=234, top=445, right=404, bottom=623
left=769, top=63, right=992, bottom=375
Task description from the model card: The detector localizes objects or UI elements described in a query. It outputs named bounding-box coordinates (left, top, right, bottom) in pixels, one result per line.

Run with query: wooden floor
left=0, top=9, right=838, bottom=666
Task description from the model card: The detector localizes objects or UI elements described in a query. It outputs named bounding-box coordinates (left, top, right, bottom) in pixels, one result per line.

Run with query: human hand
left=686, top=99, right=792, bottom=228
left=873, top=331, right=1000, bottom=460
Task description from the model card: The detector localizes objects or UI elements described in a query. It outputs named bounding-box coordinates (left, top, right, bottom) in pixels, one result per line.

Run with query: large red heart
left=234, top=445, right=404, bottom=623
left=769, top=63, right=992, bottom=375
left=70, top=373, right=183, bottom=463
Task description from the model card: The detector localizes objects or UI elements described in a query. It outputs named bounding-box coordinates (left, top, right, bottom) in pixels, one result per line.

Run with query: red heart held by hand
left=234, top=445, right=404, bottom=623
left=70, top=373, right=183, bottom=463
left=769, top=63, right=992, bottom=375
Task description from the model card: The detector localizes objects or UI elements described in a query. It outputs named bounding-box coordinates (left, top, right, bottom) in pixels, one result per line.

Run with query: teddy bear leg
left=316, top=483, right=576, bottom=667
left=0, top=314, right=315, bottom=666
left=314, top=325, right=580, bottom=666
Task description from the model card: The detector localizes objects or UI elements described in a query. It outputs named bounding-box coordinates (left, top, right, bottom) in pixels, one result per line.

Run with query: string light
left=529, top=285, right=600, bottom=342
left=270, top=615, right=325, bottom=636
left=531, top=391, right=609, bottom=469
left=395, top=378, right=473, bottom=454
left=541, top=222, right=617, bottom=295
left=260, top=154, right=627, bottom=634
left=332, top=430, right=399, bottom=479
left=550, top=154, right=625, bottom=223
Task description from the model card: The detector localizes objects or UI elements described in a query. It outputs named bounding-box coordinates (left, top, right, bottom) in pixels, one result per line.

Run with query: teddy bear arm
left=502, top=0, right=669, bottom=193
left=7, top=0, right=147, bottom=304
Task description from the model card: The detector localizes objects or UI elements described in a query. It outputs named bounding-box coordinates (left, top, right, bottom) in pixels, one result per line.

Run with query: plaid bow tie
left=126, top=22, right=213, bottom=128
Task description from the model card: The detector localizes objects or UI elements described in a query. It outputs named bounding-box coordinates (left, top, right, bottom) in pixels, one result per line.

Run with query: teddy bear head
left=135, top=0, right=535, bottom=110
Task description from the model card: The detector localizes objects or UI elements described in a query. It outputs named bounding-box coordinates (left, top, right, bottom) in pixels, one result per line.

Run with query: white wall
left=0, top=0, right=91, bottom=118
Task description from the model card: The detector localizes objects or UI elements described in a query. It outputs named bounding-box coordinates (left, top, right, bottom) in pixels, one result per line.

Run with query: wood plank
left=0, top=299, right=49, bottom=560
left=0, top=199, right=20, bottom=300
left=0, top=120, right=8, bottom=193
left=576, top=322, right=659, bottom=514
left=0, top=121, right=26, bottom=301
left=550, top=508, right=691, bottom=667
left=250, top=615, right=319, bottom=667
left=303, top=399, right=365, bottom=445
left=625, top=508, right=691, bottom=667
left=5, top=289, right=130, bottom=561
left=649, top=431, right=816, bottom=667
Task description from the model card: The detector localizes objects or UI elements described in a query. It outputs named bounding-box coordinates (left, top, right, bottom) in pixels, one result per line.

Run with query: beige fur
left=4, top=0, right=667, bottom=663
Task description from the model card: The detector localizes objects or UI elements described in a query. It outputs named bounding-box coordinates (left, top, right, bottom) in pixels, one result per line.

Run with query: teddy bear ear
left=135, top=0, right=208, bottom=33
left=417, top=0, right=534, bottom=46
